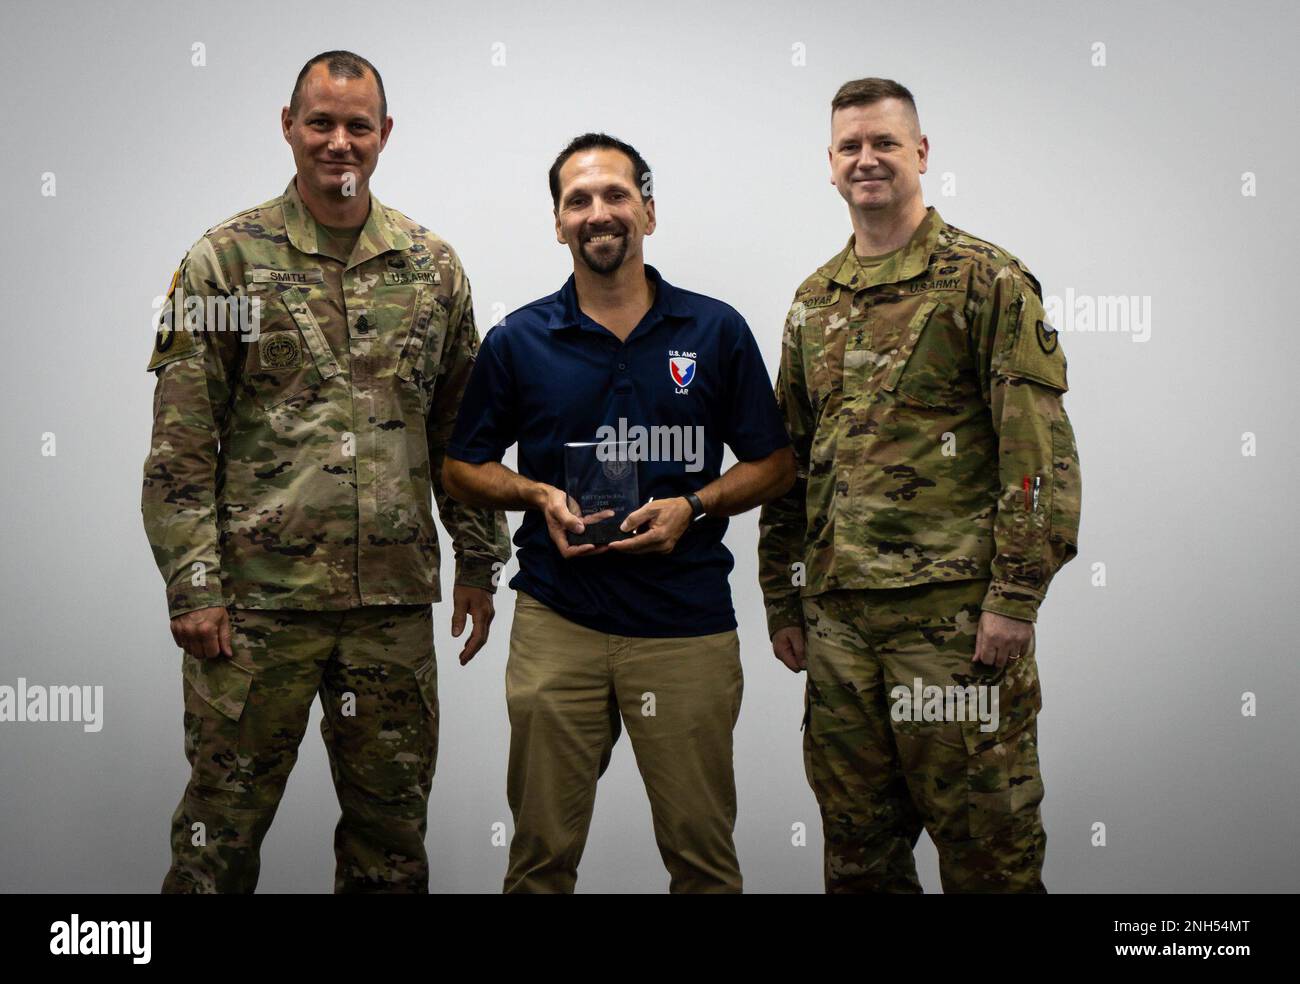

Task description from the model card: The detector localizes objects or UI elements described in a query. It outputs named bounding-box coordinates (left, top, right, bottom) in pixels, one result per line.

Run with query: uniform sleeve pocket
left=1001, top=292, right=1068, bottom=392
left=1050, top=416, right=1081, bottom=553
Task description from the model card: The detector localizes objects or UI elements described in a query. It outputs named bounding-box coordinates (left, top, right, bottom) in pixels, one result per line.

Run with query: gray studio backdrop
left=1, top=0, right=1296, bottom=893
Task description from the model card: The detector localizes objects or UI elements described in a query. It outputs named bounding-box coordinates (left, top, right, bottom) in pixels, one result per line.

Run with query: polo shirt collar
left=825, top=205, right=945, bottom=289
left=281, top=177, right=412, bottom=269
left=546, top=264, right=690, bottom=332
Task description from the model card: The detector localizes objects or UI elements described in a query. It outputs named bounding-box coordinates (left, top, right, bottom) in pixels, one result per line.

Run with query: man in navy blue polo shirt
left=444, top=133, right=794, bottom=893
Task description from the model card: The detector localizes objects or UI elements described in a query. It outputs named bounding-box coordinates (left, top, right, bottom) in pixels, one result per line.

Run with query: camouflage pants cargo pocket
left=964, top=717, right=1045, bottom=840
left=179, top=651, right=254, bottom=794
left=946, top=710, right=1046, bottom=894
left=960, top=637, right=1045, bottom=842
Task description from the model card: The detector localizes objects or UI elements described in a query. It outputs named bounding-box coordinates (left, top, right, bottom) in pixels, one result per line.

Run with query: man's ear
left=827, top=145, right=835, bottom=184
left=554, top=209, right=566, bottom=244
left=644, top=197, right=656, bottom=236
left=281, top=106, right=293, bottom=144
left=917, top=135, right=929, bottom=175
left=378, top=115, right=394, bottom=152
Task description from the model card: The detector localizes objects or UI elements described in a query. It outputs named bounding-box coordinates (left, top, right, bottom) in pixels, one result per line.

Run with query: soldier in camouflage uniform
left=757, top=79, right=1081, bottom=893
left=141, top=51, right=510, bottom=893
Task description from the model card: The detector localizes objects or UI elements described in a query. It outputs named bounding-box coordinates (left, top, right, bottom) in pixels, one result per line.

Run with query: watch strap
left=684, top=492, right=707, bottom=521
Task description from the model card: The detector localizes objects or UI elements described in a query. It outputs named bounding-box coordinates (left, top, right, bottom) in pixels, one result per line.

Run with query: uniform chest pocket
left=877, top=299, right=965, bottom=410
left=839, top=299, right=939, bottom=406
left=357, top=283, right=420, bottom=342
left=246, top=287, right=339, bottom=410
left=395, top=289, right=449, bottom=388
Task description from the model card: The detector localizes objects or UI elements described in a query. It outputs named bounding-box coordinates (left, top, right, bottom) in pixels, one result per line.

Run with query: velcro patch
left=146, top=324, right=199, bottom=372
left=250, top=269, right=324, bottom=285
left=907, top=276, right=963, bottom=294
left=146, top=261, right=199, bottom=371
left=801, top=288, right=840, bottom=309
left=1003, top=292, right=1067, bottom=391
left=384, top=270, right=440, bottom=285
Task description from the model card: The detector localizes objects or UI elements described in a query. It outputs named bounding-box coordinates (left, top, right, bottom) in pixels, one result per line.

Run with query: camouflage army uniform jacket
left=758, top=207, right=1081, bottom=632
left=142, top=179, right=511, bottom=617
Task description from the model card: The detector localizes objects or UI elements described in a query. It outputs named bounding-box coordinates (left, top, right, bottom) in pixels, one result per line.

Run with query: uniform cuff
left=980, top=579, right=1044, bottom=623
left=167, top=584, right=227, bottom=619
left=455, top=556, right=504, bottom=593
left=765, top=595, right=805, bottom=638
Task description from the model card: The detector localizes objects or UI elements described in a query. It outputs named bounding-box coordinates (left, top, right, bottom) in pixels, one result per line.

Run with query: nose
left=327, top=125, right=351, bottom=153
left=855, top=145, right=879, bottom=171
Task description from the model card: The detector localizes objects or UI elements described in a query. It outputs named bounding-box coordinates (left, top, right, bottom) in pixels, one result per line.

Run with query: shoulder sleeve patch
left=1000, top=287, right=1068, bottom=392
left=146, top=261, right=200, bottom=372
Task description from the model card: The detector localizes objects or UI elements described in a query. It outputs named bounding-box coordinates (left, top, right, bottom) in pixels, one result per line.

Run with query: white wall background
left=0, top=0, right=1296, bottom=892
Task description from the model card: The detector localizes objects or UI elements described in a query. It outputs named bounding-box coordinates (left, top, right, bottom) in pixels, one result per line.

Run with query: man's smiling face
left=829, top=97, right=928, bottom=216
left=283, top=63, right=391, bottom=202
left=554, top=148, right=656, bottom=275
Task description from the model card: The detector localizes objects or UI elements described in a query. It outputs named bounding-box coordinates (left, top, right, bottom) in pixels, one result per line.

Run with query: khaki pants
left=803, top=581, right=1046, bottom=893
left=503, top=592, right=744, bottom=893
left=163, top=605, right=437, bottom=894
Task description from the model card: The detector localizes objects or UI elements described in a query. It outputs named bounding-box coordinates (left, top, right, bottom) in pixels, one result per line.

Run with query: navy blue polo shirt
left=448, top=265, right=789, bottom=638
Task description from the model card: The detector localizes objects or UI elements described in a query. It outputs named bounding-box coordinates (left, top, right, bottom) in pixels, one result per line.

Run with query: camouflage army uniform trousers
left=162, top=605, right=438, bottom=894
left=802, top=580, right=1046, bottom=893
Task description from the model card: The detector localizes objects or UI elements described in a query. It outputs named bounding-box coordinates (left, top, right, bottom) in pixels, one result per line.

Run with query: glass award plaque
left=563, top=441, right=639, bottom=546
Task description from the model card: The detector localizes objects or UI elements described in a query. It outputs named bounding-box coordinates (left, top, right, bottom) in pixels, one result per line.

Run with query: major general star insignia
left=1036, top=318, right=1059, bottom=355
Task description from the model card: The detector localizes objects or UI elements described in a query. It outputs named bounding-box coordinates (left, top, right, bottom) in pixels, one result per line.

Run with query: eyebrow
left=838, top=132, right=899, bottom=144
left=562, top=181, right=635, bottom=203
left=306, top=111, right=374, bottom=124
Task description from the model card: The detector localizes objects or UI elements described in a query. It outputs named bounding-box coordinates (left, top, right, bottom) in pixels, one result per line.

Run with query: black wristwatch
left=683, top=492, right=708, bottom=522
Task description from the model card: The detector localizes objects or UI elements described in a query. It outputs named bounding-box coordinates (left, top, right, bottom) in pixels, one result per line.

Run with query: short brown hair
left=831, top=78, right=919, bottom=132
left=289, top=50, right=387, bottom=121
